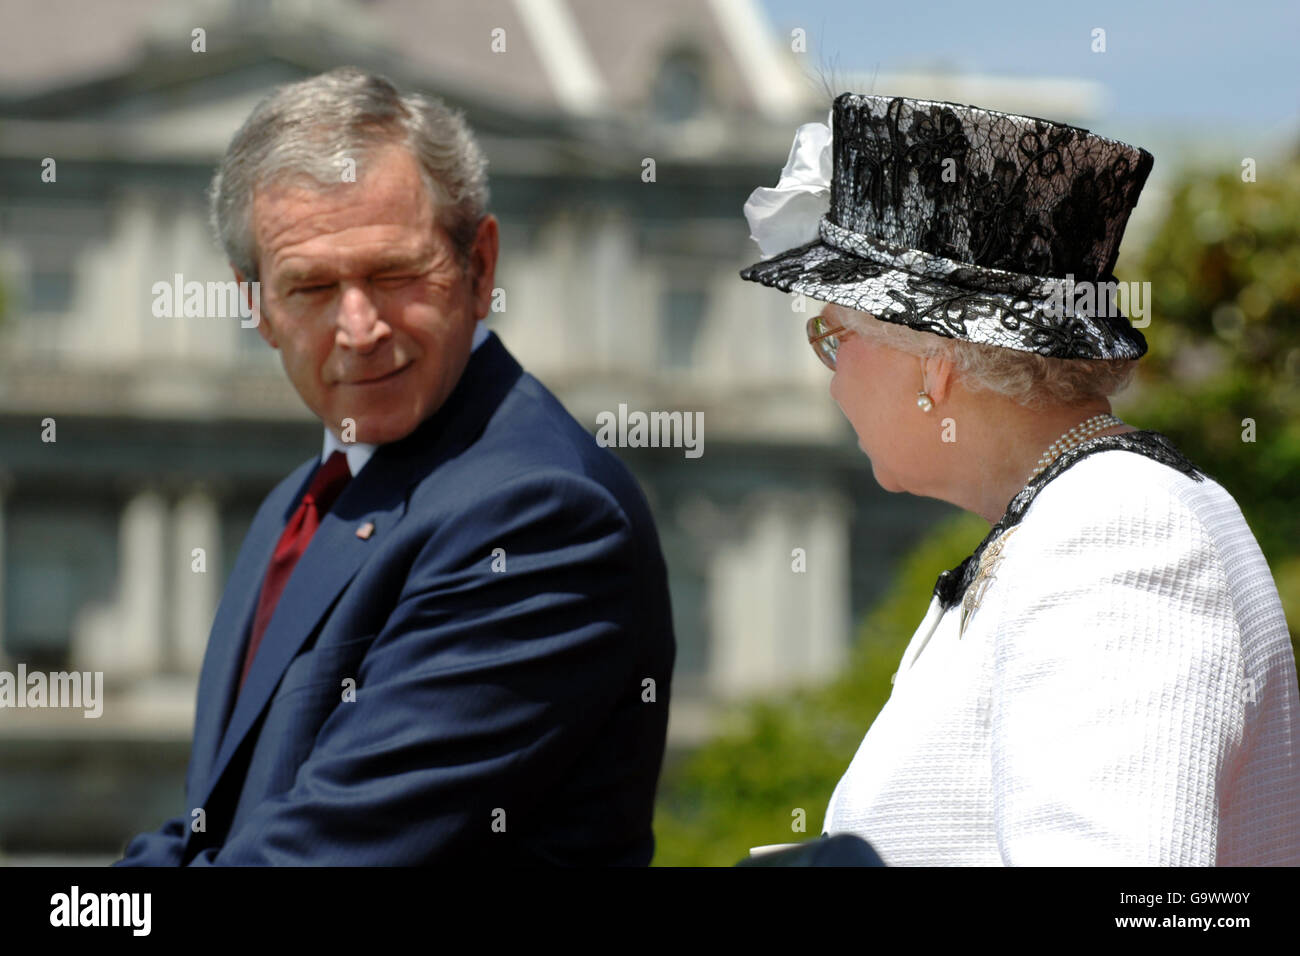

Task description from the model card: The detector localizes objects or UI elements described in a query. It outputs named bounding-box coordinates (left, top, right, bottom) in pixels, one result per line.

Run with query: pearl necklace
left=1026, top=413, right=1125, bottom=484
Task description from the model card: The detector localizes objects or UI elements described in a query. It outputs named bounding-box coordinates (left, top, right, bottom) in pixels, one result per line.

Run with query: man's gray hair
left=209, top=66, right=489, bottom=281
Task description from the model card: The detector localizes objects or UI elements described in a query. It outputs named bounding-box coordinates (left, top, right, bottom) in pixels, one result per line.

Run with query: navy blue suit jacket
left=115, top=331, right=675, bottom=865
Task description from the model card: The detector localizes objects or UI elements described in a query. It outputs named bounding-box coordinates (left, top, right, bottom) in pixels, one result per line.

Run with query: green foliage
left=1124, top=154, right=1300, bottom=660
left=652, top=511, right=988, bottom=866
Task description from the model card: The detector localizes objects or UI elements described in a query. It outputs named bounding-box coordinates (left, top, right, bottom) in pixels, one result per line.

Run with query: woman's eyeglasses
left=806, top=314, right=854, bottom=370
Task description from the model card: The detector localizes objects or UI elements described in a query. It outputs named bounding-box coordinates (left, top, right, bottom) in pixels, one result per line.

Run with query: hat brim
left=740, top=239, right=1147, bottom=361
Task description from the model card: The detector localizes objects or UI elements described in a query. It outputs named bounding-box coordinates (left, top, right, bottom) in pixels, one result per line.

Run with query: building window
left=3, top=498, right=118, bottom=671
left=652, top=48, right=707, bottom=123
left=660, top=285, right=708, bottom=370
left=27, top=268, right=74, bottom=314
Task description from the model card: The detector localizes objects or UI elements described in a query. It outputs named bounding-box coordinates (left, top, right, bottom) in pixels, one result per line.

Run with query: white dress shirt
left=823, top=445, right=1300, bottom=865
left=320, top=321, right=489, bottom=475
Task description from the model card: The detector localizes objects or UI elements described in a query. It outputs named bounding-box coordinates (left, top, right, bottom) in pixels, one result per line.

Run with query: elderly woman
left=741, top=94, right=1300, bottom=866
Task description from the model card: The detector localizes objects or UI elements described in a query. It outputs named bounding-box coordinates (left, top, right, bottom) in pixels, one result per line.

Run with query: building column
left=171, top=485, right=220, bottom=675
left=73, top=488, right=168, bottom=684
left=0, top=473, right=10, bottom=670
left=709, top=488, right=850, bottom=698
left=798, top=492, right=852, bottom=680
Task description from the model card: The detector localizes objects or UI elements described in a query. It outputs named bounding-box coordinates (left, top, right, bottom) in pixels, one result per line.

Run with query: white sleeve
left=987, top=479, right=1246, bottom=865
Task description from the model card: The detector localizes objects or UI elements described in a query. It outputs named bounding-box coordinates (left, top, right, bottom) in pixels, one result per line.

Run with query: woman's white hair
left=209, top=66, right=489, bottom=281
left=827, top=303, right=1137, bottom=409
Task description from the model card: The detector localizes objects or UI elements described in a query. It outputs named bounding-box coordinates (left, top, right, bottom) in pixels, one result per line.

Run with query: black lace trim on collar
left=932, top=429, right=1208, bottom=611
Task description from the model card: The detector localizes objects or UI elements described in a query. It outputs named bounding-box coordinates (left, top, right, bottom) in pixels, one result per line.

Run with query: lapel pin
left=355, top=521, right=375, bottom=540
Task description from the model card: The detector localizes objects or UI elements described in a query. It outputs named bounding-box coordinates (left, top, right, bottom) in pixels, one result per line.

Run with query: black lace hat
left=739, top=93, right=1155, bottom=360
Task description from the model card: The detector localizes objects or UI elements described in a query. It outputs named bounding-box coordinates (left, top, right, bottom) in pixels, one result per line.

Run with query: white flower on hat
left=743, top=115, right=833, bottom=259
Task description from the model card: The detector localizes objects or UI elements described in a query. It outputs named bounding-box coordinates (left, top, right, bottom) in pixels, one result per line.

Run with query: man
left=115, top=67, right=676, bottom=865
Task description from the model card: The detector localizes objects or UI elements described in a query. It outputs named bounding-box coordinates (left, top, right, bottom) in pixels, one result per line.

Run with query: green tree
left=653, top=512, right=986, bottom=866
left=1125, top=153, right=1300, bottom=660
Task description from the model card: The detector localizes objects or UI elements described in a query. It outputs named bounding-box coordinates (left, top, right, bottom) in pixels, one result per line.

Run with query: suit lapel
left=187, top=459, right=316, bottom=799
left=192, top=332, right=524, bottom=819
left=197, top=476, right=409, bottom=813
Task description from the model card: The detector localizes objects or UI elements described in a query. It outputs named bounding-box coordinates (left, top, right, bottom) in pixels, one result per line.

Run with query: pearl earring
left=916, top=380, right=933, bottom=412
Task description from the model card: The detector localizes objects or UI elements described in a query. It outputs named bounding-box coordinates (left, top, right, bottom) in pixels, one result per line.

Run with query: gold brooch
left=959, top=525, right=1020, bottom=637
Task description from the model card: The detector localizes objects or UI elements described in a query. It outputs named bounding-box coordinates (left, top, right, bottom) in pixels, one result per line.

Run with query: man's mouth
left=349, top=363, right=410, bottom=385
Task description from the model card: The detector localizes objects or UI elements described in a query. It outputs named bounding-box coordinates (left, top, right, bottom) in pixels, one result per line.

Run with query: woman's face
left=826, top=306, right=923, bottom=493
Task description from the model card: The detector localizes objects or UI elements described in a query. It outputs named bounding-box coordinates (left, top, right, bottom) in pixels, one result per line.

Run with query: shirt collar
left=321, top=322, right=490, bottom=474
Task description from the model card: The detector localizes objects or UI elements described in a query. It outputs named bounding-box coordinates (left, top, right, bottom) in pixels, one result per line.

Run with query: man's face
left=243, top=144, right=498, bottom=446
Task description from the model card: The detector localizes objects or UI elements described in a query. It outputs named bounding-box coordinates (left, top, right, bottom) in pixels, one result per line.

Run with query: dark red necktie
left=238, top=451, right=352, bottom=694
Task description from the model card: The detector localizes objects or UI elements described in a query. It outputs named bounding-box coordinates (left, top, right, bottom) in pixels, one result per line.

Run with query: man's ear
left=467, top=214, right=499, bottom=319
left=236, top=269, right=276, bottom=347
left=922, top=353, right=955, bottom=403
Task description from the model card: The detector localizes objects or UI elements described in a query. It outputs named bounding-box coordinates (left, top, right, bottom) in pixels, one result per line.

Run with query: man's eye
left=374, top=275, right=415, bottom=285
left=294, top=284, right=332, bottom=295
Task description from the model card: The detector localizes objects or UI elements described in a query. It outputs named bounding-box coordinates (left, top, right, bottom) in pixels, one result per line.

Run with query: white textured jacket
left=823, top=431, right=1300, bottom=865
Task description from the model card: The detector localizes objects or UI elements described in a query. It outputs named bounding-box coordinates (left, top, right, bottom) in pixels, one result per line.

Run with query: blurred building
left=0, top=0, right=1106, bottom=857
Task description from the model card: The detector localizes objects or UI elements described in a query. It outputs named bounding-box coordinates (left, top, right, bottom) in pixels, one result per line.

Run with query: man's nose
left=335, top=284, right=388, bottom=353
